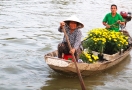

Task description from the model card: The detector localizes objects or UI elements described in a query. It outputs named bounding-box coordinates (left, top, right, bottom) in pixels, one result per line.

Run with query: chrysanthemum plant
left=79, top=49, right=99, bottom=63
left=80, top=28, right=129, bottom=63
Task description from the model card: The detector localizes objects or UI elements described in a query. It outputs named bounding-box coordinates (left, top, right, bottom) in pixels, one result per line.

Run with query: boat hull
left=44, top=48, right=131, bottom=76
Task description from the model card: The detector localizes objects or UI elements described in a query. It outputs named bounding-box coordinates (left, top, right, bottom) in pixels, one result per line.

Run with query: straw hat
left=63, top=15, right=84, bottom=29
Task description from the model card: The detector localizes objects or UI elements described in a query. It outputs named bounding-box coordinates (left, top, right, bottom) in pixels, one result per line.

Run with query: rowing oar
left=62, top=26, right=86, bottom=90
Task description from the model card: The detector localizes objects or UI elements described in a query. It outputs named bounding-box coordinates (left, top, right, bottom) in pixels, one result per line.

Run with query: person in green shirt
left=102, top=4, right=125, bottom=32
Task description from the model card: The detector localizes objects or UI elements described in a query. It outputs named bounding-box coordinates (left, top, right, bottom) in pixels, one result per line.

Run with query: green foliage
left=83, top=28, right=129, bottom=55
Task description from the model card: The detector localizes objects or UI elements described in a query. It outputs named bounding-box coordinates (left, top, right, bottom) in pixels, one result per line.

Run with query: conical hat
left=63, top=15, right=84, bottom=29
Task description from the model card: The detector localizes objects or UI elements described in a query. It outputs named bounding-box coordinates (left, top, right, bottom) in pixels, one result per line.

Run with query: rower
left=57, top=15, right=84, bottom=62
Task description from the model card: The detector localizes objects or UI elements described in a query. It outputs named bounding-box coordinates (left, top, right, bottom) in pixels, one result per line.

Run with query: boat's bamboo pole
left=62, top=26, right=86, bottom=90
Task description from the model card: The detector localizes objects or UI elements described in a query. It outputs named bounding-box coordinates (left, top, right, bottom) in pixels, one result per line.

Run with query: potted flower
left=80, top=28, right=129, bottom=63
left=79, top=50, right=99, bottom=63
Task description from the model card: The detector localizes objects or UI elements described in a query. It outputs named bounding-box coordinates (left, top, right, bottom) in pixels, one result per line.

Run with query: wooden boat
left=44, top=46, right=132, bottom=76
left=44, top=12, right=132, bottom=76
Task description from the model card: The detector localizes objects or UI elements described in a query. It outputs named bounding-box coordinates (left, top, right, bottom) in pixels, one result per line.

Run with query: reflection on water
left=0, top=0, right=132, bottom=90
left=94, top=55, right=132, bottom=90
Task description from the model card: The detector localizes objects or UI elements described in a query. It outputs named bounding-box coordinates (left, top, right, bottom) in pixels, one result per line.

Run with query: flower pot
left=98, top=54, right=104, bottom=61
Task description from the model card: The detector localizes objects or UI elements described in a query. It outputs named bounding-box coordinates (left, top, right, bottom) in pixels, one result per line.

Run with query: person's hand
left=60, top=22, right=65, bottom=28
left=106, top=24, right=110, bottom=29
left=70, top=48, right=75, bottom=54
left=117, top=20, right=121, bottom=24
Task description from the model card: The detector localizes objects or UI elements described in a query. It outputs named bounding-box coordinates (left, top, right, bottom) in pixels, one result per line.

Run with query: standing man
left=102, top=4, right=125, bottom=32
left=58, top=15, right=84, bottom=61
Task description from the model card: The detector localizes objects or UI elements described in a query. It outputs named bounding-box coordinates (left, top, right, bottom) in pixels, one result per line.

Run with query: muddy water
left=0, top=0, right=132, bottom=90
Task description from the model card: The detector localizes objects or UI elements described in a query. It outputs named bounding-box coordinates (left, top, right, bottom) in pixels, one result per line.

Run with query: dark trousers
left=58, top=42, right=82, bottom=61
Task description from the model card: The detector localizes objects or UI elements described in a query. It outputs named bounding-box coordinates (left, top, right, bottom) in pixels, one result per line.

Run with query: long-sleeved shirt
left=58, top=26, right=82, bottom=50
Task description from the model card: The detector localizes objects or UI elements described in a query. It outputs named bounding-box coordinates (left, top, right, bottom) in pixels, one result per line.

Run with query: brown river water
left=0, top=0, right=132, bottom=90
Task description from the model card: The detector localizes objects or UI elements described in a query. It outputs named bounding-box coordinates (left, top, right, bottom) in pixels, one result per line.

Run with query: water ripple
left=0, top=0, right=132, bottom=90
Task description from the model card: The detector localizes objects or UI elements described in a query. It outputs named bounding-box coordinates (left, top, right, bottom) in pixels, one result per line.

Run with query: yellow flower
left=125, top=37, right=129, bottom=39
left=90, top=34, right=92, bottom=36
left=82, top=27, right=129, bottom=62
left=118, top=44, right=121, bottom=46
left=114, top=39, right=117, bottom=41
left=89, top=59, right=92, bottom=62
left=88, top=55, right=91, bottom=59
left=109, top=38, right=111, bottom=40
left=126, top=42, right=128, bottom=45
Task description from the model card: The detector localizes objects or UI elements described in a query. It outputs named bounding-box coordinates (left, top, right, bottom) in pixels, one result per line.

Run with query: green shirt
left=103, top=13, right=124, bottom=32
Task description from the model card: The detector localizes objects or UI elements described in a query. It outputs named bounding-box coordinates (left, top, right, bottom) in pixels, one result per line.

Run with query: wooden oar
left=62, top=26, right=86, bottom=90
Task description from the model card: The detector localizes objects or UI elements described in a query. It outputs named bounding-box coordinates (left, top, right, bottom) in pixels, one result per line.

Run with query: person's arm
left=103, top=22, right=111, bottom=29
left=58, top=22, right=65, bottom=32
left=70, top=48, right=76, bottom=54
left=117, top=20, right=125, bottom=25
left=103, top=22, right=107, bottom=26
left=117, top=14, right=125, bottom=25
left=102, top=13, right=111, bottom=29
